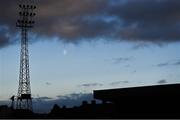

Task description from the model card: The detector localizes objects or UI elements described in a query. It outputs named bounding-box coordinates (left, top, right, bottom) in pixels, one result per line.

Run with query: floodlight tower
left=16, top=2, right=36, bottom=111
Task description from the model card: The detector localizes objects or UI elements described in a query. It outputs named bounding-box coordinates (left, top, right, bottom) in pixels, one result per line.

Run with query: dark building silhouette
left=94, top=84, right=180, bottom=118
left=94, top=83, right=180, bottom=102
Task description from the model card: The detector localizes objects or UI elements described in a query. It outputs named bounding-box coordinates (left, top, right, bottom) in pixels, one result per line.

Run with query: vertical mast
left=16, top=2, right=36, bottom=111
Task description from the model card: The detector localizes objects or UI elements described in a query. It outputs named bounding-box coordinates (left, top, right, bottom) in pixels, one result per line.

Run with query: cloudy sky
left=0, top=0, right=180, bottom=112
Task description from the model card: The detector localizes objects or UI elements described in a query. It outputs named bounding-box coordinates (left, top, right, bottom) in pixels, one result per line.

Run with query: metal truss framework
left=16, top=2, right=36, bottom=111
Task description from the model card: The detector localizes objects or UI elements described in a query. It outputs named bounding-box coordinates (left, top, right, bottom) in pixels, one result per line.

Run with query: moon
left=63, top=49, right=67, bottom=55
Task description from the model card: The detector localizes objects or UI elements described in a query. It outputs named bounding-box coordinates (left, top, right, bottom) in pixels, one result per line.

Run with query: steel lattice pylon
left=16, top=2, right=36, bottom=111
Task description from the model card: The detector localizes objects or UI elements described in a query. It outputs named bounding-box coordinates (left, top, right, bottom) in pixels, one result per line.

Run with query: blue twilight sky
left=0, top=39, right=179, bottom=100
left=0, top=0, right=180, bottom=112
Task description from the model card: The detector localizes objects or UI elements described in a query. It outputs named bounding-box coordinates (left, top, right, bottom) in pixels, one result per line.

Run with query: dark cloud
left=157, top=63, right=169, bottom=67
left=113, top=57, right=132, bottom=64
left=79, top=83, right=103, bottom=87
left=173, top=61, right=180, bottom=65
left=111, top=0, right=180, bottom=43
left=37, top=97, right=52, bottom=100
left=157, top=79, right=167, bottom=84
left=132, top=43, right=151, bottom=50
left=45, top=82, right=52, bottom=86
left=110, top=81, right=129, bottom=86
left=0, top=26, right=17, bottom=48
left=157, top=59, right=180, bottom=67
left=56, top=93, right=93, bottom=101
left=1, top=0, right=180, bottom=48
